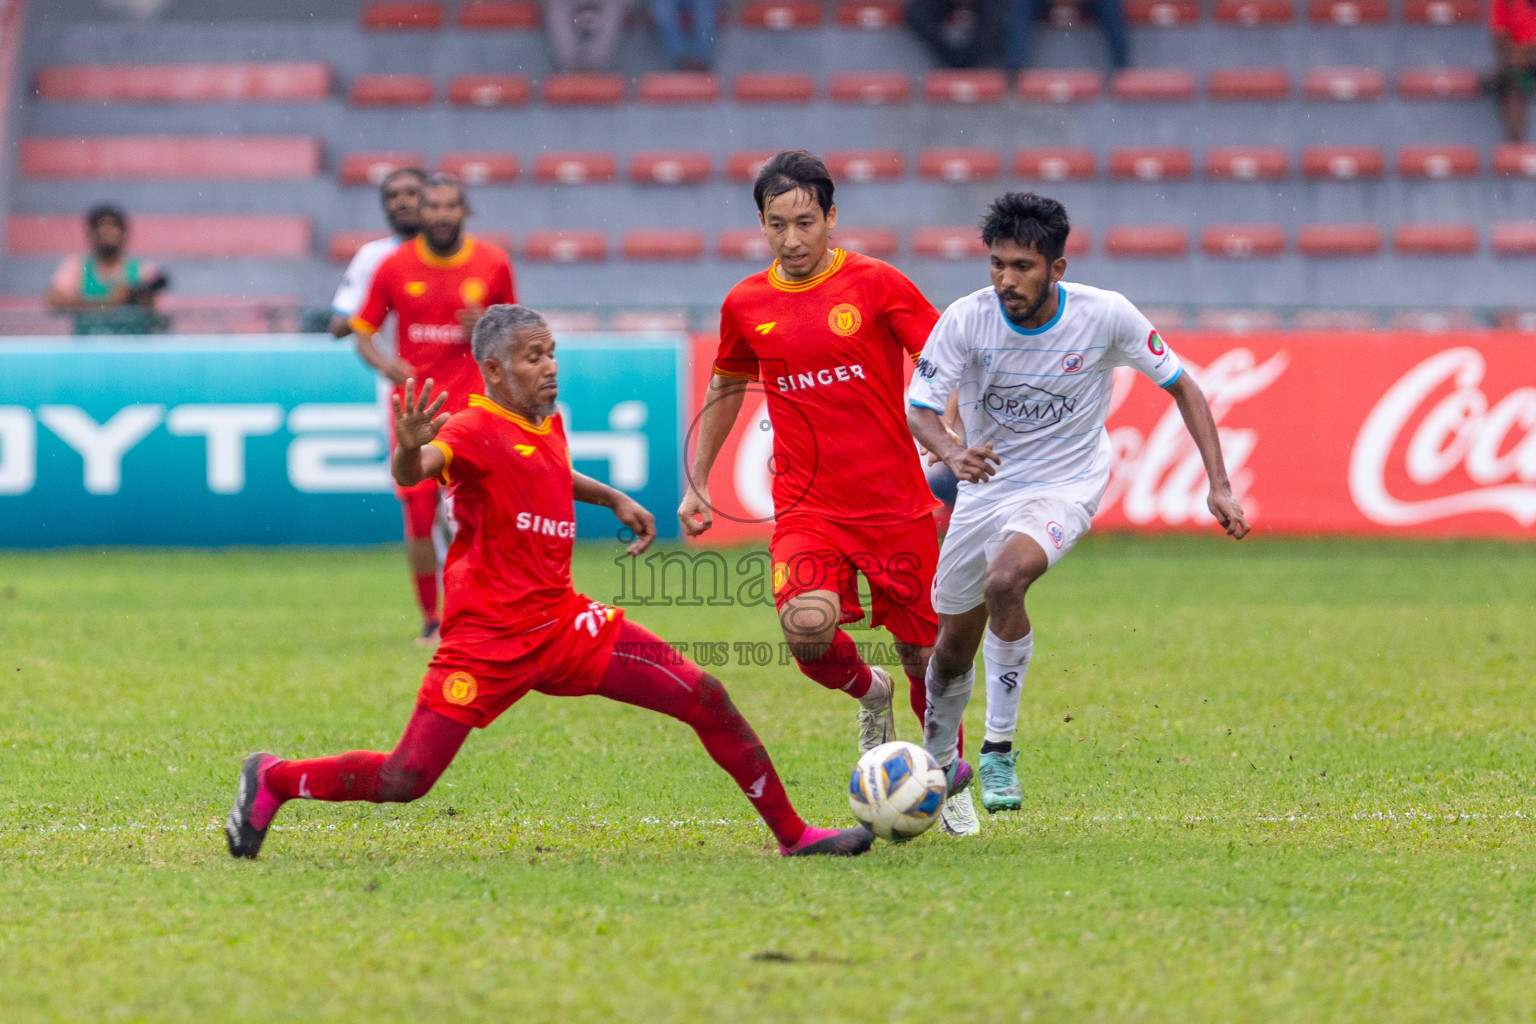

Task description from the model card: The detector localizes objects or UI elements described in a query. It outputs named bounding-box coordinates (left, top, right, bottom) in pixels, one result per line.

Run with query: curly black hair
left=979, top=192, right=1071, bottom=261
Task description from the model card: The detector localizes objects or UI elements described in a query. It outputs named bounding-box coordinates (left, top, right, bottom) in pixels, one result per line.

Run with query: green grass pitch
left=4, top=536, right=1536, bottom=1022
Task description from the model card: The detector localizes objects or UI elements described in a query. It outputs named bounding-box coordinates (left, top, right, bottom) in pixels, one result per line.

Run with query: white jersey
left=908, top=281, right=1182, bottom=514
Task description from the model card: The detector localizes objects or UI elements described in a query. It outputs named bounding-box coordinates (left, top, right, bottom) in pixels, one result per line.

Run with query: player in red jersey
left=224, top=305, right=873, bottom=861
left=350, top=174, right=517, bottom=646
left=677, top=150, right=978, bottom=833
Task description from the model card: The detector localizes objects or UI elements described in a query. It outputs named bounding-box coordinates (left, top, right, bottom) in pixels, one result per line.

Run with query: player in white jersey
left=906, top=192, right=1250, bottom=813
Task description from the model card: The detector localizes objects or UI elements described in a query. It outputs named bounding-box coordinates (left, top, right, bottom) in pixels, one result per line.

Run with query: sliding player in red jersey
left=224, top=305, right=872, bottom=861
left=351, top=173, right=516, bottom=646
left=677, top=150, right=979, bottom=835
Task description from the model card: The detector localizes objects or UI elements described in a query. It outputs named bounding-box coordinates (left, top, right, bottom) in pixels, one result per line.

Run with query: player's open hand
left=613, top=496, right=656, bottom=555
left=677, top=484, right=713, bottom=538
left=393, top=377, right=450, bottom=451
left=945, top=443, right=1002, bottom=484
left=1208, top=487, right=1250, bottom=539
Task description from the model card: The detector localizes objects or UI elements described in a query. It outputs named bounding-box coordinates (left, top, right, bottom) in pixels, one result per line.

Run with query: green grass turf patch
left=3, top=536, right=1536, bottom=1022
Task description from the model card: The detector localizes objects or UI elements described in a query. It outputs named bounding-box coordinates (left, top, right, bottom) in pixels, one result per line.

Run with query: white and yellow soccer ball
left=848, top=740, right=948, bottom=842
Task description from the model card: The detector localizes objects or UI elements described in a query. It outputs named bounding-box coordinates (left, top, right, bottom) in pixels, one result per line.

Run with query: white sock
left=922, top=661, right=974, bottom=767
left=982, top=629, right=1033, bottom=745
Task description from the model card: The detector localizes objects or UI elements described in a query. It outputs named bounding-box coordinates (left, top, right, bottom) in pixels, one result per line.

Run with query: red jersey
left=428, top=395, right=598, bottom=660
left=351, top=235, right=516, bottom=414
left=716, top=248, right=941, bottom=525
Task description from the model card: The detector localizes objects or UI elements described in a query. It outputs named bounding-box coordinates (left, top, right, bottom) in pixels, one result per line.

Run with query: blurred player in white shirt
left=907, top=192, right=1250, bottom=814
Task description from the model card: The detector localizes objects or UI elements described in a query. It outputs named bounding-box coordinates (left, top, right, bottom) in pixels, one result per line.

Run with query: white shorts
left=931, top=494, right=1093, bottom=615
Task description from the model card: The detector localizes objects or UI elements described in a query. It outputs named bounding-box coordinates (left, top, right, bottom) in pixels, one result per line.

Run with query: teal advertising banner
left=0, top=335, right=685, bottom=547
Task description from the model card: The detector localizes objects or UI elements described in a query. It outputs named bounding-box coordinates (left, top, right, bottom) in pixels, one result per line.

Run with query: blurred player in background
left=349, top=173, right=517, bottom=646
left=678, top=149, right=980, bottom=836
left=225, top=305, right=873, bottom=862
left=328, top=167, right=425, bottom=339
left=908, top=192, right=1249, bottom=814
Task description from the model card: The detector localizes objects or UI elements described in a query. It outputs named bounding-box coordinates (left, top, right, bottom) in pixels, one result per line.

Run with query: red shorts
left=769, top=512, right=939, bottom=648
left=398, top=478, right=439, bottom=540
left=418, top=595, right=627, bottom=728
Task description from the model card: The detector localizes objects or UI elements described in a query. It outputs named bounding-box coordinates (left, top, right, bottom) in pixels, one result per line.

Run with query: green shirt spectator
left=45, top=204, right=169, bottom=335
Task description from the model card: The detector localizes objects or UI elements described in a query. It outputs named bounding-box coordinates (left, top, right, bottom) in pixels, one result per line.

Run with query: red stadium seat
left=447, top=74, right=531, bottom=106
left=636, top=72, right=720, bottom=104
left=828, top=71, right=910, bottom=104
left=21, top=136, right=321, bottom=179
left=1300, top=145, right=1385, bottom=179
left=1014, top=148, right=1096, bottom=180
left=1297, top=223, right=1382, bottom=256
left=34, top=62, right=331, bottom=103
left=339, top=151, right=425, bottom=186
left=456, top=1, right=541, bottom=28
left=1390, top=309, right=1481, bottom=331
left=835, top=0, right=905, bottom=28
left=611, top=309, right=690, bottom=331
left=739, top=0, right=823, bottom=28
left=1493, top=143, right=1536, bottom=176
left=533, top=151, right=617, bottom=184
left=1111, top=68, right=1196, bottom=102
left=1109, top=147, right=1193, bottom=180
left=629, top=150, right=712, bottom=184
left=348, top=74, right=433, bottom=106
left=923, top=70, right=1008, bottom=104
left=1064, top=229, right=1092, bottom=256
left=622, top=229, right=705, bottom=260
left=1208, top=68, right=1290, bottom=100
left=328, top=231, right=383, bottom=263
left=1490, top=308, right=1536, bottom=329
left=732, top=73, right=816, bottom=103
left=725, top=150, right=777, bottom=181
left=1016, top=69, right=1102, bottom=103
left=718, top=228, right=773, bottom=260
left=1492, top=223, right=1536, bottom=256
left=1196, top=308, right=1286, bottom=332
left=912, top=227, right=987, bottom=260
left=523, top=230, right=607, bottom=262
left=1291, top=308, right=1378, bottom=330
left=1394, top=223, right=1478, bottom=254
left=1205, top=146, right=1289, bottom=180
left=7, top=213, right=310, bottom=257
left=1401, top=0, right=1481, bottom=23
left=437, top=152, right=520, bottom=184
left=1201, top=224, right=1286, bottom=257
left=835, top=226, right=900, bottom=257
left=1124, top=0, right=1201, bottom=24
left=361, top=2, right=444, bottom=30
left=1397, top=67, right=1480, bottom=100
left=1306, top=0, right=1388, bottom=23
left=1213, top=0, right=1294, bottom=25
left=918, top=148, right=1002, bottom=182
left=541, top=73, right=625, bottom=105
left=824, top=149, right=904, bottom=182
left=1396, top=145, right=1479, bottom=179
left=1104, top=225, right=1188, bottom=257
left=1304, top=67, right=1386, bottom=101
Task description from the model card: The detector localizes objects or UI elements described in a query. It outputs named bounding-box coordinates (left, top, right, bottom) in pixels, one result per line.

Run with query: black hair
left=979, top=192, right=1071, bottom=261
left=378, top=166, right=427, bottom=199
left=86, top=203, right=127, bottom=232
left=752, top=150, right=835, bottom=216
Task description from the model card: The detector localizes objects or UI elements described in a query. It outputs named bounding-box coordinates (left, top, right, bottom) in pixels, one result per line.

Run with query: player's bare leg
left=779, top=589, right=895, bottom=752
left=405, top=536, right=440, bottom=645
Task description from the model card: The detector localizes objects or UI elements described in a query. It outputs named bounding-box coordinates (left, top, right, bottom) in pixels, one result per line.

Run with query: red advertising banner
left=686, top=333, right=1536, bottom=541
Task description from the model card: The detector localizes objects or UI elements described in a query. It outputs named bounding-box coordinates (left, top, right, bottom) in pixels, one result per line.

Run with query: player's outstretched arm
left=391, top=377, right=449, bottom=487
left=677, top=373, right=749, bottom=538
left=1164, top=373, right=1250, bottom=539
left=574, top=473, right=656, bottom=555
left=908, top=403, right=999, bottom=483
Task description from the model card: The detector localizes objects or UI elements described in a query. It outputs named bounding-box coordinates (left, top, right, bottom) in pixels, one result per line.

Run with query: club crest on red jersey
left=442, top=671, right=478, bottom=706
left=828, top=303, right=863, bottom=337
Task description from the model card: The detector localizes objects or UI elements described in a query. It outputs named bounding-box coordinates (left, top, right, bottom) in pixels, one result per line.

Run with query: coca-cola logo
left=1349, top=348, right=1536, bottom=526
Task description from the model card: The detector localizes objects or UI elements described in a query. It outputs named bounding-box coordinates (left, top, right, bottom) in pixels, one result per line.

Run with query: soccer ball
left=848, top=740, right=948, bottom=842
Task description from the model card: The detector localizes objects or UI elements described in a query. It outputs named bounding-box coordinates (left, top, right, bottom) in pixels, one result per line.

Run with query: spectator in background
left=544, top=0, right=632, bottom=71
left=1005, top=0, right=1129, bottom=76
left=45, top=204, right=168, bottom=335
left=651, top=0, right=715, bottom=70
left=1490, top=0, right=1536, bottom=141
left=908, top=0, right=1005, bottom=69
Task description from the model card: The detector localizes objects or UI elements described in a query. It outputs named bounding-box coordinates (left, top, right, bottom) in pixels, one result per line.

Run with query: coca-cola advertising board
left=687, top=333, right=1536, bottom=541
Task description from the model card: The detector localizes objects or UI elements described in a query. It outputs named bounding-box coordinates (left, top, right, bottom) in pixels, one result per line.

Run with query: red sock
left=907, top=669, right=964, bottom=758
left=259, top=705, right=469, bottom=827
left=796, top=630, right=874, bottom=699
left=412, top=572, right=439, bottom=625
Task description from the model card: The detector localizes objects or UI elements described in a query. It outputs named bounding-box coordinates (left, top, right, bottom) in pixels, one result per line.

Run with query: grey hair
left=472, top=304, right=549, bottom=363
